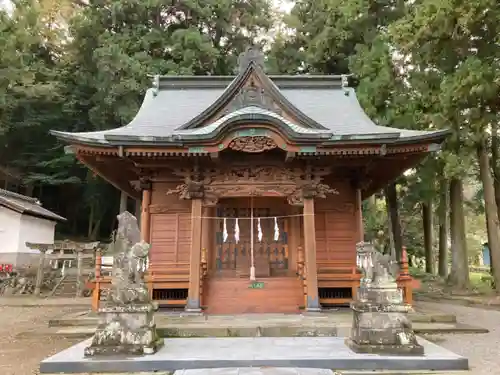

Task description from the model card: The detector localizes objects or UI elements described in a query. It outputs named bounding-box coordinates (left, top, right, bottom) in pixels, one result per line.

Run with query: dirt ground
left=0, top=304, right=82, bottom=375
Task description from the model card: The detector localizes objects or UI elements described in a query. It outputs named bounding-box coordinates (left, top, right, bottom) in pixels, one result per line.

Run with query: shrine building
left=51, top=47, right=448, bottom=314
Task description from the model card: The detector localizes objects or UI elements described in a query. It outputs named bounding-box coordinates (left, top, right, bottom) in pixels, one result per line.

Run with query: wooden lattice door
left=214, top=206, right=289, bottom=277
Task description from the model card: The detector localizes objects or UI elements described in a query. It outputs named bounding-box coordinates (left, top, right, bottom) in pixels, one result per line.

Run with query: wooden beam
left=77, top=154, right=140, bottom=199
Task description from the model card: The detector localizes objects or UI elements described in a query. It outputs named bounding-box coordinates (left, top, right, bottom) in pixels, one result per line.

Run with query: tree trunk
left=119, top=191, right=128, bottom=213
left=90, top=218, right=102, bottom=241
left=491, top=122, right=499, bottom=277
left=477, top=139, right=500, bottom=290
left=87, top=201, right=94, bottom=238
left=423, top=201, right=434, bottom=274
left=448, top=177, right=469, bottom=289
left=438, top=178, right=449, bottom=278
left=384, top=183, right=403, bottom=262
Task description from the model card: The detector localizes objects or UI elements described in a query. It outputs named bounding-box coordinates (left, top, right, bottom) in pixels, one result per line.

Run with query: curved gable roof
left=50, top=47, right=449, bottom=147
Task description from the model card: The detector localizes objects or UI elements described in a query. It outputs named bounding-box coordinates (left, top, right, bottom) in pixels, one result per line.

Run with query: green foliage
left=0, top=0, right=273, bottom=239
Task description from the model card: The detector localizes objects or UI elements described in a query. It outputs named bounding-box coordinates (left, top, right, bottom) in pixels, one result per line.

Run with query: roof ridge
left=0, top=188, right=40, bottom=205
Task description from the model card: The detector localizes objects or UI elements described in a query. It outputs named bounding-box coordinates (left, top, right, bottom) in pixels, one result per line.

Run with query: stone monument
left=84, top=211, right=163, bottom=356
left=346, top=242, right=424, bottom=355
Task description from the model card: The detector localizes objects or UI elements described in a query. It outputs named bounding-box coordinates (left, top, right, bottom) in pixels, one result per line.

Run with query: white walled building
left=0, top=189, right=66, bottom=268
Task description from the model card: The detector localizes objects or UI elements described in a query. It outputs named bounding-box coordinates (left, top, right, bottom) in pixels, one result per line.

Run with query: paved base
left=40, top=337, right=468, bottom=374
left=175, top=370, right=336, bottom=375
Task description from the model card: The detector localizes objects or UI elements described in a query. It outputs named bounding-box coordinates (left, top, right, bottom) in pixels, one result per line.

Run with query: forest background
left=1, top=0, right=500, bottom=291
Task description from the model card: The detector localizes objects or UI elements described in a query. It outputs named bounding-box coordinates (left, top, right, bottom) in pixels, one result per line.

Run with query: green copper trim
left=299, top=146, right=317, bottom=153
left=188, top=146, right=206, bottom=153
left=234, top=128, right=269, bottom=137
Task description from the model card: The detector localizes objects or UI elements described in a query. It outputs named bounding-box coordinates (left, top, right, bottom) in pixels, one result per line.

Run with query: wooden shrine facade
left=52, top=47, right=447, bottom=314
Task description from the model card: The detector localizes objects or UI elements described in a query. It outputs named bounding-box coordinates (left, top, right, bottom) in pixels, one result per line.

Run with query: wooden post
left=30, top=243, right=50, bottom=297
left=92, top=249, right=101, bottom=311
left=186, top=198, right=203, bottom=312
left=287, top=208, right=296, bottom=269
left=75, top=246, right=84, bottom=297
left=303, top=198, right=320, bottom=311
left=141, top=189, right=151, bottom=242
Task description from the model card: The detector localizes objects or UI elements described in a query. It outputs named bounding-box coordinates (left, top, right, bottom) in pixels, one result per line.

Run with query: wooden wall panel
left=150, top=182, right=191, bottom=210
left=149, top=181, right=192, bottom=265
left=313, top=179, right=357, bottom=263
left=150, top=213, right=192, bottom=264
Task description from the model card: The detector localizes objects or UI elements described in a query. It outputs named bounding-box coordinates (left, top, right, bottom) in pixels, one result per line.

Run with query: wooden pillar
left=141, top=189, right=152, bottom=242
left=355, top=188, right=364, bottom=242
left=92, top=249, right=102, bottom=311
left=186, top=198, right=203, bottom=312
left=32, top=244, right=50, bottom=296
left=288, top=207, right=300, bottom=269
left=303, top=198, right=320, bottom=311
left=75, top=247, right=84, bottom=297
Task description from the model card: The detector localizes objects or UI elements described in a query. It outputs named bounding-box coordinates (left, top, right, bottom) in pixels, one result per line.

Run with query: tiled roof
left=50, top=50, right=448, bottom=146
left=0, top=189, right=66, bottom=222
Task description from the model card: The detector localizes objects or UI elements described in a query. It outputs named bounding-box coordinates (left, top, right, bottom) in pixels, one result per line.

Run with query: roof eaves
left=323, top=129, right=450, bottom=146
left=50, top=130, right=114, bottom=147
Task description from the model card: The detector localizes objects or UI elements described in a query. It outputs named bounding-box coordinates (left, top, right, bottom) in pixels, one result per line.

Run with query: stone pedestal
left=346, top=283, right=424, bottom=355
left=84, top=302, right=163, bottom=357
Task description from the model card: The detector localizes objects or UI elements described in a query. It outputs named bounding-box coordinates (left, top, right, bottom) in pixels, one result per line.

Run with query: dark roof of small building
left=0, top=189, right=66, bottom=222
left=50, top=48, right=449, bottom=147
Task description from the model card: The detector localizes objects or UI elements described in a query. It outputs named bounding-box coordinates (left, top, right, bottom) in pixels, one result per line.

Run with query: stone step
left=47, top=310, right=457, bottom=328
left=29, top=321, right=488, bottom=340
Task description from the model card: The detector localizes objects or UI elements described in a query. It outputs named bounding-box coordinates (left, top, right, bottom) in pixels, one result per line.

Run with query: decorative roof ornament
left=237, top=45, right=265, bottom=74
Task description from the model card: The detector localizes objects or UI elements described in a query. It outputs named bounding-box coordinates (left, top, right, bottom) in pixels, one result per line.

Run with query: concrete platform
left=39, top=336, right=468, bottom=374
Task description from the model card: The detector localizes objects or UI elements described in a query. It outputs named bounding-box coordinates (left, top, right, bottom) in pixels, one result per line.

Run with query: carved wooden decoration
left=228, top=136, right=278, bottom=153
left=166, top=166, right=338, bottom=206
left=224, top=84, right=282, bottom=115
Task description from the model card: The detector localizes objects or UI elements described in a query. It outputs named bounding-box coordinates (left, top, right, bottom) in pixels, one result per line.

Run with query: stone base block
left=84, top=337, right=164, bottom=356
left=84, top=302, right=163, bottom=357
left=345, top=337, right=424, bottom=356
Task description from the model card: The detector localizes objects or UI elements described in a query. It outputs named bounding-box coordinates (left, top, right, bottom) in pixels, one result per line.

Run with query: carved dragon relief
left=166, top=166, right=338, bottom=206
left=228, top=136, right=278, bottom=153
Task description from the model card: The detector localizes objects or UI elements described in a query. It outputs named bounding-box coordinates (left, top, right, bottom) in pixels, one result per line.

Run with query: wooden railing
left=317, top=259, right=361, bottom=304
left=91, top=249, right=209, bottom=311
left=295, top=246, right=415, bottom=307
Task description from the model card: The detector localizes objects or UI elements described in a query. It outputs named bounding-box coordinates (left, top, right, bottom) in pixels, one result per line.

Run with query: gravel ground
left=0, top=300, right=497, bottom=375
left=417, top=301, right=500, bottom=375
